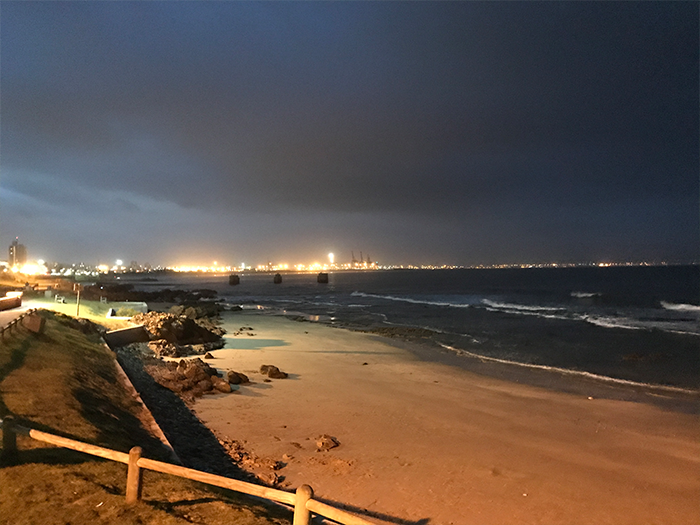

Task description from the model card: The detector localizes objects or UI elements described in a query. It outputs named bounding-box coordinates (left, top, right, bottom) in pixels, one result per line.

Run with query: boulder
left=227, top=370, right=250, bottom=385
left=211, top=376, right=232, bottom=393
left=260, top=364, right=288, bottom=379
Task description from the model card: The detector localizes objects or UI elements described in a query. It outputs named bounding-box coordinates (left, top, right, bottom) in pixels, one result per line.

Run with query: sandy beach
left=189, top=311, right=698, bottom=525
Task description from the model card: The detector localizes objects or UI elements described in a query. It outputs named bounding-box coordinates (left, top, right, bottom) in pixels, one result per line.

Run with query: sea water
left=124, top=265, right=699, bottom=391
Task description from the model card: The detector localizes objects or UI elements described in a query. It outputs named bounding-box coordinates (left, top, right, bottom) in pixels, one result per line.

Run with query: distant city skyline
left=1, top=234, right=694, bottom=276
left=1, top=2, right=697, bottom=266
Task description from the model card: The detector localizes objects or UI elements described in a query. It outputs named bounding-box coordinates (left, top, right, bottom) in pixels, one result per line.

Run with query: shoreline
left=377, top=330, right=700, bottom=415
left=283, top=313, right=699, bottom=414
left=190, top=310, right=700, bottom=525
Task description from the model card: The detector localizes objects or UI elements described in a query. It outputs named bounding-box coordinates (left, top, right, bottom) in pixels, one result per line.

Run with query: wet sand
left=193, top=311, right=700, bottom=525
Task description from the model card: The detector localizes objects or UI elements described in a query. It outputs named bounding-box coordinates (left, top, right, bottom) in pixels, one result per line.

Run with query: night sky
left=1, top=1, right=697, bottom=267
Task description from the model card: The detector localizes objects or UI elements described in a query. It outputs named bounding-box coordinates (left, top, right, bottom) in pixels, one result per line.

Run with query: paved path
left=0, top=306, right=30, bottom=328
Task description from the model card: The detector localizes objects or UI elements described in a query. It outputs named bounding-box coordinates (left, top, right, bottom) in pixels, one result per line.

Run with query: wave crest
left=661, top=301, right=700, bottom=313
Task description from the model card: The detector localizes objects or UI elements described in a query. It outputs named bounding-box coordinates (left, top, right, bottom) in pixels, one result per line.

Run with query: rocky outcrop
left=82, top=283, right=218, bottom=304
left=132, top=311, right=224, bottom=349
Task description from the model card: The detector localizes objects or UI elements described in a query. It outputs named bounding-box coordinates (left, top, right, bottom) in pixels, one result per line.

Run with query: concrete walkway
left=0, top=306, right=30, bottom=328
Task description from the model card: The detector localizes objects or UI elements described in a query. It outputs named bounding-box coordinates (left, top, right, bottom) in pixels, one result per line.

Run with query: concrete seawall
left=103, top=325, right=150, bottom=348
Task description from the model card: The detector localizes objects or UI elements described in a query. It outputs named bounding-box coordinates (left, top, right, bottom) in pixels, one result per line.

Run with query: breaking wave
left=351, top=291, right=473, bottom=308
left=437, top=343, right=697, bottom=394
left=480, top=299, right=565, bottom=312
left=661, top=301, right=700, bottom=313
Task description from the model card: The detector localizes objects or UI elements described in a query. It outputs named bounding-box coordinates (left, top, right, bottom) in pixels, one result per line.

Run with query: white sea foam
left=351, top=291, right=472, bottom=308
left=437, top=343, right=698, bottom=395
left=235, top=304, right=265, bottom=310
left=481, top=299, right=564, bottom=312
left=571, top=291, right=601, bottom=298
left=661, top=301, right=700, bottom=313
left=580, top=314, right=700, bottom=335
left=580, top=315, right=643, bottom=330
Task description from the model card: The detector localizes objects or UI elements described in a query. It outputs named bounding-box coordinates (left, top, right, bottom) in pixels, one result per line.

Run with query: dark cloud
left=1, top=1, right=697, bottom=265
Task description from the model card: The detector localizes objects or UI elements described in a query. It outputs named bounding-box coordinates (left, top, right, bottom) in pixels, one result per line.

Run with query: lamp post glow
left=328, top=253, right=334, bottom=265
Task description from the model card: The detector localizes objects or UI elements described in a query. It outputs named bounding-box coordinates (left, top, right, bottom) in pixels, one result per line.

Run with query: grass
left=23, top=296, right=133, bottom=330
left=0, top=309, right=291, bottom=525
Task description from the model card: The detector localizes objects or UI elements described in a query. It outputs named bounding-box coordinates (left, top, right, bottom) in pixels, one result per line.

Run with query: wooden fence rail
left=0, top=417, right=375, bottom=525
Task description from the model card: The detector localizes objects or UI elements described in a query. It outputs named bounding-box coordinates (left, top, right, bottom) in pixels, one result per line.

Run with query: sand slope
left=194, top=312, right=700, bottom=525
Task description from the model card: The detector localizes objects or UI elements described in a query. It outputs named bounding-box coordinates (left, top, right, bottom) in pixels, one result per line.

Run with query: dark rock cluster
left=130, top=311, right=225, bottom=358
left=146, top=339, right=225, bottom=358
left=145, top=358, right=252, bottom=402
left=218, top=437, right=286, bottom=487
left=82, top=283, right=218, bottom=304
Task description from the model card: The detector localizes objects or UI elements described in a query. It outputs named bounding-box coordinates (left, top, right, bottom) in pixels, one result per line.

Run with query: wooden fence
left=0, top=417, right=375, bottom=525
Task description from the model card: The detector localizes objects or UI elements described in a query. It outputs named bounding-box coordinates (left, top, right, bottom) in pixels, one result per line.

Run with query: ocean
left=122, top=265, right=699, bottom=392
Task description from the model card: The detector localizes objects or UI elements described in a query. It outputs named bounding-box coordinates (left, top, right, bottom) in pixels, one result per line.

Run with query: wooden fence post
left=126, top=446, right=143, bottom=503
left=1, top=416, right=18, bottom=465
left=293, top=484, right=314, bottom=525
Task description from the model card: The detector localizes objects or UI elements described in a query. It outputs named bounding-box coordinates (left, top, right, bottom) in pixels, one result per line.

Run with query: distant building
left=9, top=238, right=27, bottom=267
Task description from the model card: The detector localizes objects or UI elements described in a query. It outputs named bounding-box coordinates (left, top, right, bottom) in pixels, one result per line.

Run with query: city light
left=17, top=262, right=48, bottom=276
left=1, top=237, right=689, bottom=276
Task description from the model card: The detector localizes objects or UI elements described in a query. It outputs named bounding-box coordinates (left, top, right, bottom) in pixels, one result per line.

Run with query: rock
left=131, top=311, right=224, bottom=346
left=316, top=434, right=340, bottom=452
left=273, top=273, right=282, bottom=284
left=203, top=352, right=214, bottom=359
left=211, top=376, right=232, bottom=393
left=263, top=472, right=283, bottom=486
left=146, top=357, right=225, bottom=400
left=227, top=370, right=249, bottom=385
left=191, top=340, right=226, bottom=355
left=196, top=379, right=213, bottom=391
left=260, top=364, right=288, bottom=379
left=147, top=339, right=188, bottom=358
